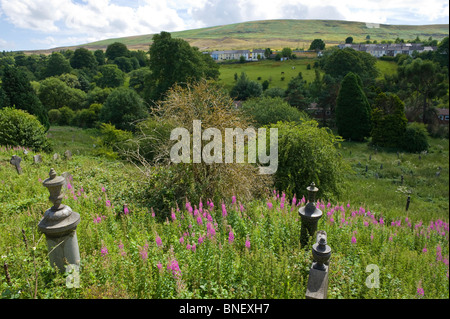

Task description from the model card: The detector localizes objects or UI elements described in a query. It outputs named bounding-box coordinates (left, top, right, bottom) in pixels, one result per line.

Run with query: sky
left=0, top=0, right=448, bottom=51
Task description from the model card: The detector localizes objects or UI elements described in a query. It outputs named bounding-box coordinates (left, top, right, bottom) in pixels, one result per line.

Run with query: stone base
left=306, top=264, right=329, bottom=299
left=46, top=231, right=80, bottom=273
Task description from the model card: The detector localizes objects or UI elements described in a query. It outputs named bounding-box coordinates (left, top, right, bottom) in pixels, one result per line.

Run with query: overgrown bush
left=126, top=80, right=272, bottom=214
left=241, top=96, right=308, bottom=127
left=0, top=107, right=52, bottom=151
left=267, top=120, right=347, bottom=199
left=401, top=122, right=430, bottom=153
left=92, top=123, right=134, bottom=159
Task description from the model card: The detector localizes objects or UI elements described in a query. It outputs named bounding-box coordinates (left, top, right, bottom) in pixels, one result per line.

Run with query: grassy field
left=218, top=58, right=318, bottom=91
left=218, top=57, right=398, bottom=91
left=0, top=127, right=448, bottom=299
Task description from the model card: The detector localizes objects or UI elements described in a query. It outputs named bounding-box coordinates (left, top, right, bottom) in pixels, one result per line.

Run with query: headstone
left=436, top=171, right=440, bottom=177
left=64, top=150, right=72, bottom=160
left=380, top=164, right=383, bottom=169
left=23, top=149, right=29, bottom=155
left=406, top=195, right=411, bottom=211
left=53, top=153, right=59, bottom=161
left=10, top=155, right=22, bottom=174
left=33, top=154, right=42, bottom=163
left=365, top=165, right=368, bottom=172
left=369, top=155, right=372, bottom=161
left=306, top=231, right=331, bottom=299
left=401, top=175, right=404, bottom=185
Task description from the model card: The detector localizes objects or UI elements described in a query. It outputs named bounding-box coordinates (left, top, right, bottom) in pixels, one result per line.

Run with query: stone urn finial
left=43, top=168, right=66, bottom=211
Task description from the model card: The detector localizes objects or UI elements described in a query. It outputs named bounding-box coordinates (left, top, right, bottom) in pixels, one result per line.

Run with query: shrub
left=0, top=107, right=52, bottom=151
left=370, top=92, right=408, bottom=148
left=230, top=72, right=263, bottom=101
left=263, top=87, right=285, bottom=98
left=100, top=87, right=148, bottom=131
left=241, top=96, right=308, bottom=127
left=267, top=120, right=347, bottom=199
left=127, top=80, right=272, bottom=214
left=400, top=122, right=430, bottom=153
left=48, top=109, right=61, bottom=124
left=58, top=106, right=75, bottom=126
left=92, top=123, right=134, bottom=159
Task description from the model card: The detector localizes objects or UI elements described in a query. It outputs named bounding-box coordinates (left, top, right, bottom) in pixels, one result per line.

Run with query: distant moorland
left=23, top=19, right=449, bottom=54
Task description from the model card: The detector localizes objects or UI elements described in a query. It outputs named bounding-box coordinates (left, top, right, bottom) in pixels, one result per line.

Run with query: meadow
left=0, top=127, right=448, bottom=299
left=218, top=58, right=397, bottom=91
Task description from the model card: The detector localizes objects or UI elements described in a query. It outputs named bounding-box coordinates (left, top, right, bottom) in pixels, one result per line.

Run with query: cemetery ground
left=0, top=126, right=448, bottom=299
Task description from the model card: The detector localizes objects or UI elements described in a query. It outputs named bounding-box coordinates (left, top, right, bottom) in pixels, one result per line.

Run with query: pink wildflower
left=101, top=186, right=105, bottom=192
left=267, top=201, right=273, bottom=210
left=101, top=246, right=108, bottom=256
left=245, top=238, right=251, bottom=249
left=351, top=236, right=357, bottom=244
left=417, top=287, right=424, bottom=297
left=222, top=202, right=227, bottom=217
left=155, top=236, right=162, bottom=247
left=232, top=196, right=236, bottom=205
left=228, top=230, right=235, bottom=244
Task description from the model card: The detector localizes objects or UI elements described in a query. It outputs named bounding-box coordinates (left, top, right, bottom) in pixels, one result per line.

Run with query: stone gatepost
left=38, top=168, right=81, bottom=273
left=306, top=230, right=331, bottom=299
left=298, top=182, right=323, bottom=247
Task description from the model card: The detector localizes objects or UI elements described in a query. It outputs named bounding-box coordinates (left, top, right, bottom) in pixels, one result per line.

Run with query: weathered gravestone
left=10, top=155, right=22, bottom=174
left=64, top=150, right=72, bottom=160
left=53, top=153, right=59, bottom=161
left=306, top=230, right=331, bottom=299
left=33, top=154, right=42, bottom=164
left=38, top=168, right=81, bottom=274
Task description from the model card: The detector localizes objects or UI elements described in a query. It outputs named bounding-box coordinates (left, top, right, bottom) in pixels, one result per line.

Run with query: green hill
left=26, top=19, right=449, bottom=53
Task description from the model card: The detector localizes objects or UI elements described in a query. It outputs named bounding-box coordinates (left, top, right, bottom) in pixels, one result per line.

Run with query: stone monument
left=38, top=168, right=81, bottom=273
left=298, top=182, right=323, bottom=247
left=306, top=230, right=331, bottom=299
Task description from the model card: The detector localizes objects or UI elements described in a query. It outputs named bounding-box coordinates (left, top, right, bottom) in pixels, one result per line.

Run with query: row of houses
left=209, top=49, right=266, bottom=61
left=337, top=43, right=436, bottom=58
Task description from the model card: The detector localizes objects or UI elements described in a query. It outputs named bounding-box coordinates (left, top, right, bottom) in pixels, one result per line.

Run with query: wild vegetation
left=0, top=29, right=449, bottom=299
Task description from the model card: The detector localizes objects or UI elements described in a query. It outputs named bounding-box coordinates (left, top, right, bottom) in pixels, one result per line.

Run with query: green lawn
left=218, top=58, right=318, bottom=91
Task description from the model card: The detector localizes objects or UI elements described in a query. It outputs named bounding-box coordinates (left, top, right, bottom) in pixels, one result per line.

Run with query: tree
left=70, top=48, right=98, bottom=70
left=100, top=87, right=148, bottom=131
left=323, top=48, right=378, bottom=83
left=345, top=37, right=353, bottom=44
left=397, top=58, right=447, bottom=124
left=264, top=48, right=272, bottom=59
left=281, top=47, right=292, bottom=58
left=145, top=31, right=219, bottom=102
left=285, top=72, right=310, bottom=110
left=38, top=77, right=87, bottom=110
left=1, top=66, right=49, bottom=129
left=309, top=39, right=325, bottom=51
left=370, top=92, right=408, bottom=148
left=44, top=52, right=72, bottom=77
left=230, top=72, right=262, bottom=101
left=105, top=42, right=130, bottom=61
left=336, top=72, right=371, bottom=141
left=129, top=68, right=152, bottom=95
left=96, top=64, right=125, bottom=88
left=94, top=50, right=106, bottom=66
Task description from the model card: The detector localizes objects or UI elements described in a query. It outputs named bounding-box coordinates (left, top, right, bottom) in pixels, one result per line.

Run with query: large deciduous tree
left=398, top=58, right=447, bottom=124
left=145, top=31, right=219, bottom=102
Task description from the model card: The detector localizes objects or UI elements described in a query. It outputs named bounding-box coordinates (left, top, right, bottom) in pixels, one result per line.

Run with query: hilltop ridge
left=23, top=19, right=449, bottom=54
